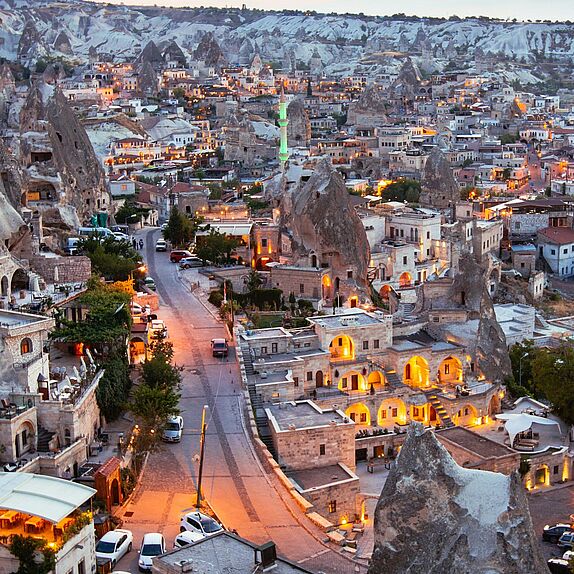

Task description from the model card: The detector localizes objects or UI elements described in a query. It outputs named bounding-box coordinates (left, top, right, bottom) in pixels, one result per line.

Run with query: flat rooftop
left=0, top=309, right=52, bottom=328
left=155, top=531, right=312, bottom=574
left=241, top=327, right=290, bottom=341
left=266, top=401, right=347, bottom=431
left=310, top=310, right=385, bottom=329
left=287, top=464, right=357, bottom=491
left=437, top=426, right=515, bottom=459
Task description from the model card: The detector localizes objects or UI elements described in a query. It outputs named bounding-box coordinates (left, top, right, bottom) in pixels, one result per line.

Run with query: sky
left=90, top=0, right=574, bottom=20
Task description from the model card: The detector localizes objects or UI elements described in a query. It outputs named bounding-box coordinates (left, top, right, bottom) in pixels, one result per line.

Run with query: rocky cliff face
left=193, top=32, right=226, bottom=67
left=419, top=147, right=460, bottom=209
left=134, top=40, right=165, bottom=70
left=368, top=425, right=548, bottom=574
left=279, top=159, right=370, bottom=295
left=287, top=98, right=311, bottom=148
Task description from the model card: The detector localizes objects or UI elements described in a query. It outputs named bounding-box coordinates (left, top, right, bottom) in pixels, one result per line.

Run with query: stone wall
left=290, top=470, right=359, bottom=526
left=271, top=421, right=356, bottom=472
left=30, top=255, right=91, bottom=283
left=524, top=447, right=572, bottom=490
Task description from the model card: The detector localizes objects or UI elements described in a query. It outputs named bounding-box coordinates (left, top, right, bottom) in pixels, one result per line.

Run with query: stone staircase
left=239, top=340, right=275, bottom=457
left=425, top=392, right=455, bottom=428
left=396, top=302, right=416, bottom=321
left=36, top=426, right=55, bottom=452
left=384, top=369, right=405, bottom=389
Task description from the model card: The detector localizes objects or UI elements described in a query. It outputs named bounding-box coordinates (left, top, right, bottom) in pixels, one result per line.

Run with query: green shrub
left=208, top=291, right=224, bottom=307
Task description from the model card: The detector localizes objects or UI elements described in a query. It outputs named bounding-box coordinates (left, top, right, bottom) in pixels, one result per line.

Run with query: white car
left=155, top=239, right=167, bottom=252
left=138, top=532, right=165, bottom=572
left=162, top=416, right=183, bottom=443
left=179, top=511, right=223, bottom=538
left=150, top=319, right=168, bottom=339
left=563, top=550, right=573, bottom=561
left=173, top=531, right=203, bottom=549
left=95, top=529, right=133, bottom=567
left=113, top=232, right=130, bottom=242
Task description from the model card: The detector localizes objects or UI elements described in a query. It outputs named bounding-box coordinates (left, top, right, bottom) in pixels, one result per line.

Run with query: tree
left=381, top=179, right=421, bottom=203
left=9, top=535, right=56, bottom=574
left=78, top=236, right=142, bottom=281
left=96, top=353, right=132, bottom=421
left=531, top=344, right=574, bottom=425
left=163, top=206, right=194, bottom=247
left=509, top=340, right=537, bottom=395
left=196, top=230, right=240, bottom=265
left=246, top=270, right=263, bottom=293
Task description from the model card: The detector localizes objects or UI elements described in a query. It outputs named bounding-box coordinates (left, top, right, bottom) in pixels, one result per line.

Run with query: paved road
left=115, top=228, right=365, bottom=574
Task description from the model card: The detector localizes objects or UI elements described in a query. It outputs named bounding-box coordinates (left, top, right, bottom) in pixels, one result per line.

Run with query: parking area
left=528, top=484, right=574, bottom=561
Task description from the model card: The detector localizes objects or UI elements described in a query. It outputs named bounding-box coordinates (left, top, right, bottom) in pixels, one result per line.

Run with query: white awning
left=0, top=472, right=96, bottom=523
left=495, top=413, right=561, bottom=447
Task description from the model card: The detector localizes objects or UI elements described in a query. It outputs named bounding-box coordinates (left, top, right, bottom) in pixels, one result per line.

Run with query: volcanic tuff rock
left=17, top=20, right=45, bottom=61
left=287, top=98, right=311, bottom=148
left=346, top=84, right=388, bottom=126
left=53, top=31, right=72, bottom=55
left=135, top=40, right=165, bottom=69
left=137, top=61, right=160, bottom=98
left=368, top=425, right=547, bottom=574
left=193, top=32, right=226, bottom=67
left=279, top=159, right=370, bottom=292
left=163, top=41, right=187, bottom=67
left=419, top=147, right=461, bottom=209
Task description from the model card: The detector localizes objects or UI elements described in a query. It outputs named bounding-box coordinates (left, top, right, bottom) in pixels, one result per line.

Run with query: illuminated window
left=20, top=338, right=32, bottom=355
left=328, top=500, right=337, bottom=513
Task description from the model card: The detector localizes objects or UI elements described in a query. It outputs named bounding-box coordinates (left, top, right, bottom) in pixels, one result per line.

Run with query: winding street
left=114, top=228, right=366, bottom=574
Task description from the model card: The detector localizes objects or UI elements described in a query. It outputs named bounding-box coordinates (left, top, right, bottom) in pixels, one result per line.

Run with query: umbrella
left=496, top=413, right=561, bottom=446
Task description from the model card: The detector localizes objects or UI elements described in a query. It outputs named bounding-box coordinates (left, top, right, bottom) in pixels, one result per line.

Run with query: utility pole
left=196, top=405, right=209, bottom=510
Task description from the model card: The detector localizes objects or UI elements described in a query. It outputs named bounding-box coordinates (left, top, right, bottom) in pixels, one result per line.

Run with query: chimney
left=255, top=541, right=277, bottom=570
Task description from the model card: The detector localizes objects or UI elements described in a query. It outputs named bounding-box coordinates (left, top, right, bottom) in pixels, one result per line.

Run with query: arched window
left=20, top=338, right=32, bottom=355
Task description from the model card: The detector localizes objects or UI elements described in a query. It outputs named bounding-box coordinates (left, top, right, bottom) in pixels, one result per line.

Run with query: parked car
left=130, top=303, right=144, bottom=315
left=211, top=338, right=228, bottom=358
left=558, top=531, right=574, bottom=550
left=95, top=529, right=133, bottom=567
left=548, top=558, right=572, bottom=574
left=563, top=550, right=574, bottom=561
left=150, top=319, right=168, bottom=339
left=113, top=232, right=130, bottom=242
left=155, top=239, right=167, bottom=252
left=179, top=256, right=205, bottom=269
left=162, top=416, right=184, bottom=443
left=144, top=277, right=156, bottom=291
left=179, top=511, right=223, bottom=538
left=170, top=249, right=193, bottom=263
left=110, top=225, right=129, bottom=234
left=173, top=531, right=203, bottom=549
left=64, top=237, right=81, bottom=256
left=138, top=533, right=165, bottom=572
left=543, top=524, right=572, bottom=543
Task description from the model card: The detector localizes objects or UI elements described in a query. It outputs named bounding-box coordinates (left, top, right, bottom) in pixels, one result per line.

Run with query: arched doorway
left=338, top=370, right=366, bottom=392
left=349, top=295, right=358, bottom=308
left=534, top=465, right=549, bottom=487
left=0, top=276, right=8, bottom=297
left=111, top=478, right=121, bottom=505
left=255, top=256, right=273, bottom=270
left=345, top=403, right=370, bottom=425
left=438, top=356, right=463, bottom=384
left=310, top=254, right=318, bottom=267
left=322, top=275, right=332, bottom=299
left=404, top=356, right=430, bottom=388
left=130, top=337, right=146, bottom=364
left=379, top=284, right=391, bottom=299
left=329, top=334, right=354, bottom=360
left=367, top=371, right=384, bottom=388
left=315, top=370, right=324, bottom=388
left=11, top=269, right=28, bottom=293
left=399, top=272, right=412, bottom=288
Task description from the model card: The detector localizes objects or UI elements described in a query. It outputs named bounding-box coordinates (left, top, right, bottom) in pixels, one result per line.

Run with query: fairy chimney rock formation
left=347, top=84, right=388, bottom=127
left=287, top=98, right=311, bottom=148
left=279, top=159, right=370, bottom=298
left=368, top=425, right=548, bottom=574
left=419, top=147, right=460, bottom=209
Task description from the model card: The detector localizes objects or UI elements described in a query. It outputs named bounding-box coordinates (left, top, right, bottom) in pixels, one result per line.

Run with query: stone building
left=266, top=400, right=359, bottom=524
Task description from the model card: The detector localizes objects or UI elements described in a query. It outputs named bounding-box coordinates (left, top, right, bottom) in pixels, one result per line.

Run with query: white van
left=78, top=227, right=113, bottom=239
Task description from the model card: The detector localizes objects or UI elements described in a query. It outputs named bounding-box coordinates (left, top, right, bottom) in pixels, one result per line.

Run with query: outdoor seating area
left=0, top=509, right=79, bottom=546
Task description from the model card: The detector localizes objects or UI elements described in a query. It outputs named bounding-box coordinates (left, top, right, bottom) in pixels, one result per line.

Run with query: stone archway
left=315, top=370, right=324, bottom=388
left=489, top=393, right=501, bottom=416
left=322, top=275, right=332, bottom=299
left=111, top=478, right=121, bottom=505
left=379, top=284, right=391, bottom=299
left=345, top=403, right=370, bottom=425
left=378, top=398, right=407, bottom=427
left=11, top=268, right=29, bottom=293
left=338, top=370, right=366, bottom=392
left=329, top=334, right=354, bottom=360
left=399, top=272, right=412, bottom=288
left=438, top=356, right=463, bottom=385
left=454, top=404, right=478, bottom=427
left=404, top=356, right=430, bottom=388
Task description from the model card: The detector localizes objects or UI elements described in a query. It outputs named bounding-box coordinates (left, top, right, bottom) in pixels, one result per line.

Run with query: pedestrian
left=132, top=237, right=136, bottom=249
left=139, top=238, right=144, bottom=250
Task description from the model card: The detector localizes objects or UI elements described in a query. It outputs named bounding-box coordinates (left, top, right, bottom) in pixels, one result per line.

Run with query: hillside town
left=0, top=1, right=572, bottom=573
